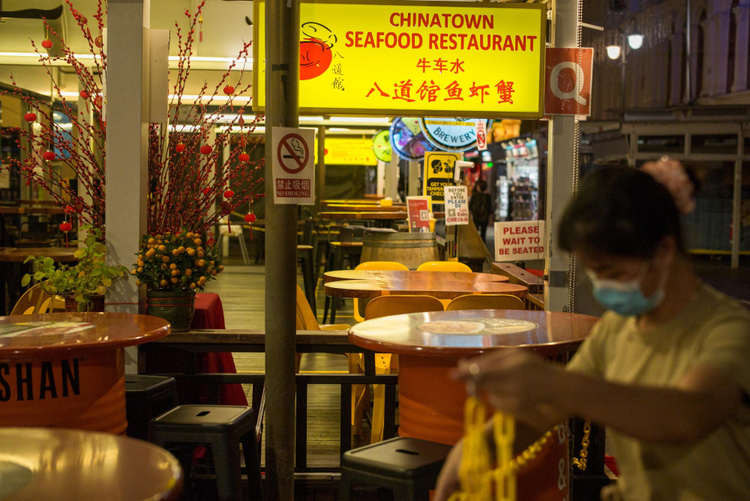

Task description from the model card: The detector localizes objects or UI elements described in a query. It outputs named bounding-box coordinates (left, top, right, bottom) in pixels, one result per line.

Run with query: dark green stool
left=298, top=244, right=316, bottom=316
left=125, top=375, right=178, bottom=441
left=150, top=405, right=263, bottom=501
left=339, top=437, right=452, bottom=501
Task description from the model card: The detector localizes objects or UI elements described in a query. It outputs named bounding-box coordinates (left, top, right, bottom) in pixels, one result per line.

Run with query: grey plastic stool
left=125, top=375, right=178, bottom=441
left=339, top=437, right=452, bottom=501
left=150, top=405, right=263, bottom=501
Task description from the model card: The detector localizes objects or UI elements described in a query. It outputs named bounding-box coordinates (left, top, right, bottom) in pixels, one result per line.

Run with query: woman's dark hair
left=558, top=167, right=684, bottom=258
left=474, top=179, right=487, bottom=194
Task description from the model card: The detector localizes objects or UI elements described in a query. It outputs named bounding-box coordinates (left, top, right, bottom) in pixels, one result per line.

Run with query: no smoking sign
left=272, top=127, right=315, bottom=205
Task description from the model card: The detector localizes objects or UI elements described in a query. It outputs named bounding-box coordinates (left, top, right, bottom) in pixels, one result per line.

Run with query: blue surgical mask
left=587, top=264, right=667, bottom=317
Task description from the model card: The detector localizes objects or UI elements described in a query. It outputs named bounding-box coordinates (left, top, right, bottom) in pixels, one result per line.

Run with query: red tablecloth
left=144, top=293, right=248, bottom=406
left=192, top=293, right=248, bottom=406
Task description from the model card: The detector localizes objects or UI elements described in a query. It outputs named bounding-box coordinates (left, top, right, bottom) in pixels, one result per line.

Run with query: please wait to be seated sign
left=494, top=220, right=545, bottom=262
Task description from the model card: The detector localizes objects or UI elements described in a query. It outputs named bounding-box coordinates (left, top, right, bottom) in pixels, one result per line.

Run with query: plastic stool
left=150, top=405, right=263, bottom=501
left=125, top=375, right=178, bottom=441
left=339, top=437, right=452, bottom=501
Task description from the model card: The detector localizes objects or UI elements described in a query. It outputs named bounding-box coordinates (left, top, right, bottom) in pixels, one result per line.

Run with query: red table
left=193, top=293, right=247, bottom=406
left=145, top=293, right=247, bottom=406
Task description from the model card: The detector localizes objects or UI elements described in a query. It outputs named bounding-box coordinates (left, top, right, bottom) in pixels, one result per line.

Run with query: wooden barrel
left=360, top=230, right=438, bottom=270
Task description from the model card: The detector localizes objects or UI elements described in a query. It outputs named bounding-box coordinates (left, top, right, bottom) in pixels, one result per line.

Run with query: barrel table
left=0, top=427, right=182, bottom=500
left=0, top=312, right=171, bottom=434
left=349, top=310, right=599, bottom=501
left=360, top=230, right=439, bottom=270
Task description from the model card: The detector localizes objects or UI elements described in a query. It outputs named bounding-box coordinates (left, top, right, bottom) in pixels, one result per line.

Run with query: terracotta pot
left=147, top=290, right=196, bottom=332
left=64, top=294, right=106, bottom=312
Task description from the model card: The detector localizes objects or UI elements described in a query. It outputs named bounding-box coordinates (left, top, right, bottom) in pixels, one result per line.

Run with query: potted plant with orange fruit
left=132, top=230, right=223, bottom=331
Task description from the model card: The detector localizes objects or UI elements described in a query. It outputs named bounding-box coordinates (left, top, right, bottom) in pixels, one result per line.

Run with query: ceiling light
left=300, top=116, right=324, bottom=122
left=330, top=116, right=390, bottom=123
left=606, top=45, right=621, bottom=60
left=627, top=34, right=644, bottom=50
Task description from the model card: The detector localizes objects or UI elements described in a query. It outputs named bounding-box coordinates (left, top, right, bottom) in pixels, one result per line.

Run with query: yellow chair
left=363, top=295, right=444, bottom=443
left=446, top=293, right=525, bottom=311
left=416, top=261, right=473, bottom=273
left=10, top=285, right=53, bottom=315
left=352, top=261, right=409, bottom=323
left=295, top=285, right=370, bottom=434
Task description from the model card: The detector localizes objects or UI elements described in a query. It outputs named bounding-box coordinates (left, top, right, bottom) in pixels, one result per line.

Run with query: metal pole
left=620, top=33, right=627, bottom=118
left=316, top=125, right=326, bottom=213
left=686, top=0, right=692, bottom=102
left=731, top=126, right=744, bottom=269
left=264, top=0, right=299, bottom=498
left=545, top=0, right=577, bottom=312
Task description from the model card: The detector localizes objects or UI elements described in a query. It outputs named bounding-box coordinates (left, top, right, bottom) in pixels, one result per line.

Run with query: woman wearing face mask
left=435, top=162, right=750, bottom=501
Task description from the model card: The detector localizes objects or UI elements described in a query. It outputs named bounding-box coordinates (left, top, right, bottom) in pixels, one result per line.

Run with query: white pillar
left=732, top=6, right=750, bottom=92
left=711, top=11, right=731, bottom=96
left=385, top=155, right=399, bottom=200
left=408, top=159, right=420, bottom=196
left=106, top=0, right=150, bottom=373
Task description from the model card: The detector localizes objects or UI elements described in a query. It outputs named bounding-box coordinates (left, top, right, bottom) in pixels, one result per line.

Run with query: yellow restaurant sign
left=253, top=0, right=546, bottom=118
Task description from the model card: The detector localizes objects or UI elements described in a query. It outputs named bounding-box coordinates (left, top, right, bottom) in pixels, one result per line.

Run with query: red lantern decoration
left=79, top=90, right=89, bottom=99
left=175, top=143, right=185, bottom=153
left=24, top=112, right=37, bottom=122
left=42, top=151, right=56, bottom=161
left=223, top=85, right=235, bottom=96
left=224, top=189, right=235, bottom=198
left=238, top=152, right=250, bottom=162
left=59, top=222, right=72, bottom=232
left=41, top=39, right=53, bottom=49
left=244, top=213, right=256, bottom=223
left=200, top=145, right=212, bottom=155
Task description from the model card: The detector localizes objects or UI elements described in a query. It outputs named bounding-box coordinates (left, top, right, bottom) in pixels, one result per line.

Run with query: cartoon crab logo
left=300, top=22, right=337, bottom=80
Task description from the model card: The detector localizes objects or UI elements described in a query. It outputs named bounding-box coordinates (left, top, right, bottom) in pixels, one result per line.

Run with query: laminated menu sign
left=494, top=220, right=545, bottom=261
left=407, top=196, right=431, bottom=233
left=444, top=186, right=469, bottom=226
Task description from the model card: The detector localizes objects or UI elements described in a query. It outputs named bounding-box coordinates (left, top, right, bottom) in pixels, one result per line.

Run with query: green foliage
left=22, top=226, right=128, bottom=311
left=132, top=229, right=223, bottom=292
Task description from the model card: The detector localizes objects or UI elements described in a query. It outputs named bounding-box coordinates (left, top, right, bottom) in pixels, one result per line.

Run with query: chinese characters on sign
left=254, top=1, right=545, bottom=117
left=423, top=151, right=461, bottom=203
left=494, top=221, right=545, bottom=262
left=444, top=186, right=469, bottom=226
left=271, top=127, right=316, bottom=205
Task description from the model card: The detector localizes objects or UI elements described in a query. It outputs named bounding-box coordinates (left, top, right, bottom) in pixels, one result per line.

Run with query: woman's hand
left=434, top=439, right=463, bottom=501
left=453, top=349, right=562, bottom=413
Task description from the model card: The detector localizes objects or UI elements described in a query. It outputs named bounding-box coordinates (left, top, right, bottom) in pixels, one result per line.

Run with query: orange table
left=324, top=269, right=509, bottom=284
left=0, top=427, right=182, bottom=500
left=349, top=310, right=598, bottom=500
left=0, top=312, right=171, bottom=434
left=325, top=277, right=526, bottom=300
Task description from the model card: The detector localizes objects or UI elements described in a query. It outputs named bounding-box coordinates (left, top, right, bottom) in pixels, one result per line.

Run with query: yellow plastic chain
left=571, top=418, right=591, bottom=471
left=448, top=396, right=516, bottom=501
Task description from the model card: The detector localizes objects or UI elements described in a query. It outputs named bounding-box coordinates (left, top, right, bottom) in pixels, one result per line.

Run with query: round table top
left=0, top=312, right=171, bottom=359
left=0, top=247, right=78, bottom=263
left=319, top=211, right=408, bottom=221
left=0, top=427, right=182, bottom=501
left=324, top=270, right=509, bottom=284
left=325, top=278, right=527, bottom=299
left=349, top=309, right=599, bottom=357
